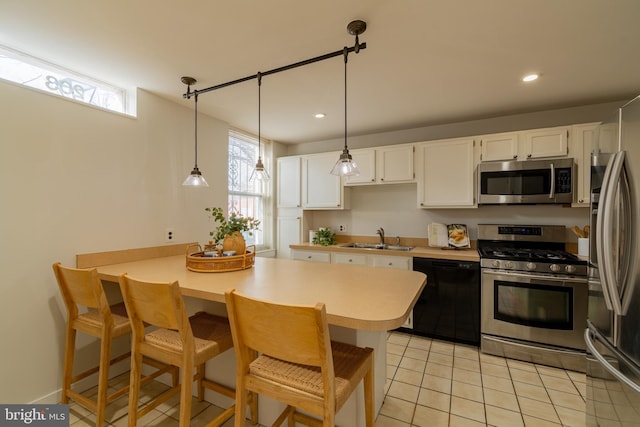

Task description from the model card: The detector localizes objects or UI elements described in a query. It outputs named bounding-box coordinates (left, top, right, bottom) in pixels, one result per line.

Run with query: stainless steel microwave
left=477, top=158, right=574, bottom=205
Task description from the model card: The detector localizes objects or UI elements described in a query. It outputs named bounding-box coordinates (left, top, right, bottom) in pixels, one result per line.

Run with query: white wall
left=0, top=81, right=229, bottom=403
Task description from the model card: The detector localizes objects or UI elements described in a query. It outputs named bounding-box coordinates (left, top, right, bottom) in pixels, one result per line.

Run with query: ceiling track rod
left=182, top=42, right=367, bottom=99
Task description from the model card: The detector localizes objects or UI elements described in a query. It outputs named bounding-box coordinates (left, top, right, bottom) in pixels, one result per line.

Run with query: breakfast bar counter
left=83, top=248, right=426, bottom=426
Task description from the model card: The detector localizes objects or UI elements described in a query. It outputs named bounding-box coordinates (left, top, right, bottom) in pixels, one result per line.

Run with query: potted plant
left=312, top=227, right=337, bottom=246
left=205, top=207, right=261, bottom=255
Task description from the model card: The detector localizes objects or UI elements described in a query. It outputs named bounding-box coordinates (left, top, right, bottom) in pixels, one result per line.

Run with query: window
left=228, top=130, right=271, bottom=250
left=0, top=44, right=133, bottom=115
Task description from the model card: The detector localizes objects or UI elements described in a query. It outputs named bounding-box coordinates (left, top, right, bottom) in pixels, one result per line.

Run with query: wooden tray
left=185, top=244, right=255, bottom=273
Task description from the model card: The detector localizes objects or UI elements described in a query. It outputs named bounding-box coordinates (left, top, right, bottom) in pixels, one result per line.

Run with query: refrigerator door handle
left=596, top=153, right=617, bottom=311
left=585, top=328, right=640, bottom=393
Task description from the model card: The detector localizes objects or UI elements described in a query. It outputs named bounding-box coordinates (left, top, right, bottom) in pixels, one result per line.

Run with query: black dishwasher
left=404, top=257, right=480, bottom=346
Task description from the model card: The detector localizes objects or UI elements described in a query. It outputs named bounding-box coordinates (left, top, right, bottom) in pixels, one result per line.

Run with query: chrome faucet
left=376, top=227, right=385, bottom=246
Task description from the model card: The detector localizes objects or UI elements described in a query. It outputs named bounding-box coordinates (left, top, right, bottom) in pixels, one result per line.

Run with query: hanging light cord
left=343, top=47, right=349, bottom=152
left=257, top=72, right=262, bottom=161
left=193, top=93, right=199, bottom=169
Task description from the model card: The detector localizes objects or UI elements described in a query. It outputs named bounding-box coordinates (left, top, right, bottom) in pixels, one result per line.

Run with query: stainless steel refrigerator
left=586, top=95, right=640, bottom=426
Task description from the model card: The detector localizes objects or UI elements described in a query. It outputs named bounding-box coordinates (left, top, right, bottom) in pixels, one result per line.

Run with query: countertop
left=290, top=242, right=481, bottom=262
left=94, top=255, right=426, bottom=332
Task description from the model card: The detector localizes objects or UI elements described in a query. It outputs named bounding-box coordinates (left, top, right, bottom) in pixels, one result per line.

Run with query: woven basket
left=185, top=244, right=256, bottom=273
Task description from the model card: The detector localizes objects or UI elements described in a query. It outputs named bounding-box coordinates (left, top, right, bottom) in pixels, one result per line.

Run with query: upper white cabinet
left=277, top=156, right=301, bottom=208
left=480, top=126, right=570, bottom=161
left=570, top=122, right=599, bottom=207
left=417, top=138, right=477, bottom=208
left=301, top=152, right=350, bottom=209
left=345, top=144, right=415, bottom=185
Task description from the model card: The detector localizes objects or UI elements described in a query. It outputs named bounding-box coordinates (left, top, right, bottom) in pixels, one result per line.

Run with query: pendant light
left=250, top=72, right=270, bottom=182
left=330, top=44, right=360, bottom=177
left=181, top=76, right=209, bottom=187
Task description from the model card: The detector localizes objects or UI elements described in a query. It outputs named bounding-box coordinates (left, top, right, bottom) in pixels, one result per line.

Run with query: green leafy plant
left=312, top=228, right=336, bottom=246
left=205, top=207, right=261, bottom=244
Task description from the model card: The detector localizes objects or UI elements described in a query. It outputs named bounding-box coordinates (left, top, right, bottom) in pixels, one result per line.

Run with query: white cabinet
left=570, top=123, right=600, bottom=207
left=368, top=254, right=412, bottom=270
left=417, top=138, right=477, bottom=208
left=480, top=126, right=570, bottom=161
left=301, top=152, right=350, bottom=209
left=276, top=216, right=302, bottom=259
left=291, top=250, right=331, bottom=263
left=331, top=252, right=368, bottom=266
left=345, top=144, right=414, bottom=185
left=277, top=156, right=301, bottom=208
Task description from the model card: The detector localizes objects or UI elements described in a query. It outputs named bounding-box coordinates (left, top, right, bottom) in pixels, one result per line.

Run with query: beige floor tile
left=422, top=373, right=453, bottom=394
left=480, top=352, right=508, bottom=367
left=452, top=380, right=484, bottom=403
left=374, top=414, right=411, bottom=426
left=388, top=332, right=411, bottom=346
left=453, top=367, right=483, bottom=387
left=454, top=356, right=481, bottom=372
left=412, top=405, right=450, bottom=427
left=547, top=388, right=585, bottom=411
left=485, top=404, right=525, bottom=427
left=404, top=347, right=429, bottom=361
left=510, top=368, right=544, bottom=386
left=387, top=342, right=407, bottom=356
left=430, top=340, right=455, bottom=355
left=387, top=380, right=421, bottom=403
left=507, top=359, right=537, bottom=372
left=449, top=414, right=487, bottom=426
left=522, top=414, right=562, bottom=427
left=517, top=396, right=561, bottom=424
left=483, top=388, right=520, bottom=412
left=535, top=364, right=569, bottom=380
left=481, top=362, right=511, bottom=379
left=425, top=361, right=453, bottom=379
left=379, top=395, right=415, bottom=423
left=399, top=356, right=426, bottom=373
left=482, top=373, right=515, bottom=393
left=387, top=352, right=402, bottom=367
left=513, top=381, right=551, bottom=403
left=387, top=364, right=398, bottom=380
left=540, top=374, right=580, bottom=394
left=450, top=396, right=486, bottom=423
left=417, top=388, right=451, bottom=412
left=567, top=370, right=587, bottom=384
left=555, top=405, right=587, bottom=427
left=393, top=366, right=423, bottom=386
left=428, top=351, right=454, bottom=366
left=408, top=336, right=432, bottom=351
left=455, top=344, right=480, bottom=361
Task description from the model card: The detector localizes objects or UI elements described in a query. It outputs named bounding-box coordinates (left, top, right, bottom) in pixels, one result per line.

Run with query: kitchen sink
left=339, top=243, right=414, bottom=251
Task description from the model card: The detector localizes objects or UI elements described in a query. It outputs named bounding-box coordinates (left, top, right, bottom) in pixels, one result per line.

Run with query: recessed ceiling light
left=522, top=73, right=539, bottom=82
left=314, top=113, right=326, bottom=119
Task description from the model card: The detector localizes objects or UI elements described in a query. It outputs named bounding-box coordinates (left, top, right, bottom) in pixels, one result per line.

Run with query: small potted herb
left=312, top=228, right=337, bottom=246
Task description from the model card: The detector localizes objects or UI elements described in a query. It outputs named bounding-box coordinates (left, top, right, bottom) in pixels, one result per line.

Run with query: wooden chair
left=224, top=289, right=375, bottom=427
left=52, top=263, right=177, bottom=427
left=119, top=274, right=257, bottom=427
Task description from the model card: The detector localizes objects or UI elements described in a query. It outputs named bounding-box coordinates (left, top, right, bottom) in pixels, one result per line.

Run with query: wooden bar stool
left=224, top=289, right=375, bottom=427
left=119, top=274, right=257, bottom=427
left=52, top=263, right=177, bottom=427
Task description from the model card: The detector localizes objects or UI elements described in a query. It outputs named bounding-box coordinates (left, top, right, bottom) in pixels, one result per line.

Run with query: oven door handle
left=482, top=269, right=587, bottom=284
left=549, top=162, right=555, bottom=199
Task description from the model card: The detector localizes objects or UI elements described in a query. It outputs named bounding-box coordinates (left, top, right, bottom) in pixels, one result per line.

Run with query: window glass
left=228, top=130, right=270, bottom=249
left=0, top=44, right=132, bottom=115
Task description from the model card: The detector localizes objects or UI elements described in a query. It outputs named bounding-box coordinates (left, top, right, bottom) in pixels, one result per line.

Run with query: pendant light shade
left=182, top=77, right=209, bottom=187
left=250, top=72, right=270, bottom=182
left=331, top=47, right=360, bottom=177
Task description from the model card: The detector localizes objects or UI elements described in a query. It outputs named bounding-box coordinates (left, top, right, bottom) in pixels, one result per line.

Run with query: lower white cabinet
left=331, top=252, right=368, bottom=265
left=291, top=250, right=331, bottom=263
left=369, top=255, right=412, bottom=270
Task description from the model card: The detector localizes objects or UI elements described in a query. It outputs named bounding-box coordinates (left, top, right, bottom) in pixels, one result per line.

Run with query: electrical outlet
left=338, top=224, right=347, bottom=233
left=165, top=228, right=174, bottom=242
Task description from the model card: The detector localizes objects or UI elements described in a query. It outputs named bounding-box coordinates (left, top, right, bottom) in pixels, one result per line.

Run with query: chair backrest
left=224, top=289, right=333, bottom=370
left=52, top=262, right=111, bottom=320
left=119, top=274, right=192, bottom=342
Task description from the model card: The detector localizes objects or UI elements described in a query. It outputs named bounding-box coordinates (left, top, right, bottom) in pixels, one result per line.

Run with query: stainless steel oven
left=478, top=224, right=589, bottom=371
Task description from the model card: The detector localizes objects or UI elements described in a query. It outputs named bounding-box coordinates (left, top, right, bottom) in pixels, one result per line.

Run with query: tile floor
left=69, top=332, right=587, bottom=426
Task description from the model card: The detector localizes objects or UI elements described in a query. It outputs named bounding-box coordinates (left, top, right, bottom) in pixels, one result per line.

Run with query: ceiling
left=2, top=1, right=639, bottom=144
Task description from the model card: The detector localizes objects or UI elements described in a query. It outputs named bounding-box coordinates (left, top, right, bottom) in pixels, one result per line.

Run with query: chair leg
left=249, top=391, right=258, bottom=425
left=127, top=348, right=143, bottom=427
left=179, top=359, right=194, bottom=427
left=94, top=331, right=113, bottom=427
left=363, top=356, right=375, bottom=427
left=234, top=384, right=248, bottom=427
left=197, top=364, right=205, bottom=401
left=61, top=326, right=76, bottom=404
